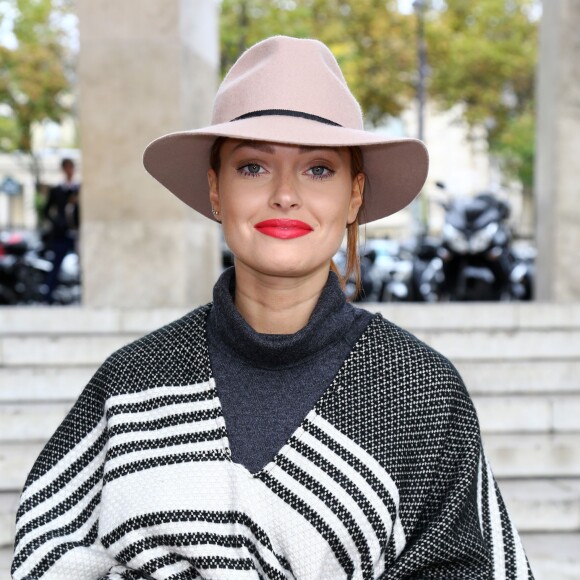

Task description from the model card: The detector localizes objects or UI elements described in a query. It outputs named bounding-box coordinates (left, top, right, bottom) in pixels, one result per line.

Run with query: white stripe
left=43, top=543, right=114, bottom=580
left=100, top=463, right=300, bottom=577
left=108, top=416, right=221, bottom=449
left=477, top=453, right=484, bottom=536
left=485, top=458, right=506, bottom=579
left=104, top=381, right=214, bottom=410
left=314, top=415, right=406, bottom=556
left=14, top=490, right=102, bottom=579
left=118, top=521, right=288, bottom=578
left=19, top=414, right=107, bottom=502
left=285, top=439, right=384, bottom=562
left=154, top=557, right=194, bottom=580
left=195, top=567, right=263, bottom=580
left=270, top=462, right=363, bottom=575
left=103, top=437, right=229, bottom=475
left=106, top=397, right=217, bottom=430
left=14, top=442, right=107, bottom=549
left=301, top=430, right=395, bottom=536
left=511, top=518, right=529, bottom=579
left=287, top=441, right=388, bottom=578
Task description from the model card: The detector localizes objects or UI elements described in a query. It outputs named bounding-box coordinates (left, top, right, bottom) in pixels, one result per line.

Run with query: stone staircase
left=1, top=303, right=579, bottom=579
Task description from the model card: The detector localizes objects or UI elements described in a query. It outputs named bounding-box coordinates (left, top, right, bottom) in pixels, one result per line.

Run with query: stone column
left=78, top=0, right=221, bottom=308
left=534, top=0, right=580, bottom=302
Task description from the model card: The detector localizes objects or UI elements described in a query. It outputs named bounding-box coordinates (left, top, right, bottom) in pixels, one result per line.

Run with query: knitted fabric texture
left=12, top=305, right=533, bottom=579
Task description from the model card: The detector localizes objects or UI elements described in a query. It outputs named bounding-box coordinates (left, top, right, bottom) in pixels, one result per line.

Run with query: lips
left=254, top=219, right=314, bottom=239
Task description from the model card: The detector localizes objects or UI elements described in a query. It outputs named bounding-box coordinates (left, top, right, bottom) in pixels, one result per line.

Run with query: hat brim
left=143, top=115, right=428, bottom=225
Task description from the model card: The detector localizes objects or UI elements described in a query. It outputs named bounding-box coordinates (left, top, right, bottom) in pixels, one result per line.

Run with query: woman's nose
left=269, top=173, right=301, bottom=210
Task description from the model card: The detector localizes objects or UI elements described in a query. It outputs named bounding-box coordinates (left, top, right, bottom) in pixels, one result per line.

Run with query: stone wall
left=78, top=0, right=221, bottom=308
left=535, top=0, right=580, bottom=302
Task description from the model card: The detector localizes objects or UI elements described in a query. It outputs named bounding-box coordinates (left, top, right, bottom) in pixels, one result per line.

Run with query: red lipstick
left=254, top=219, right=313, bottom=239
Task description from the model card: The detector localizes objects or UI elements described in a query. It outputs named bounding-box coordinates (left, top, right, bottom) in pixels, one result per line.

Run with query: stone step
left=0, top=494, right=17, bottom=549
left=2, top=328, right=579, bottom=367
left=455, top=360, right=580, bottom=395
left=1, top=360, right=579, bottom=403
left=0, top=395, right=578, bottom=443
left=1, top=435, right=580, bottom=495
left=483, top=433, right=580, bottom=478
left=0, top=307, right=185, bottom=336
left=0, top=334, right=136, bottom=367
left=0, top=547, right=11, bottom=580
left=0, top=366, right=91, bottom=402
left=372, top=302, right=580, bottom=331
left=1, top=335, right=579, bottom=377
left=473, top=395, right=580, bottom=433
left=521, top=533, right=580, bottom=580
left=419, top=329, right=580, bottom=361
left=3, top=303, right=580, bottom=334
left=501, top=480, right=580, bottom=533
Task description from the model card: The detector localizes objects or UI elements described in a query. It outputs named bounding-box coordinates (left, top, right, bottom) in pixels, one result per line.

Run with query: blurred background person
left=42, top=157, right=80, bottom=304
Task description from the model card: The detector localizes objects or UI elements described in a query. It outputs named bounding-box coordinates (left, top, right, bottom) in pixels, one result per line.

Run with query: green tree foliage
left=493, top=105, right=535, bottom=193
left=220, top=0, right=538, bottom=192
left=427, top=0, right=537, bottom=145
left=0, top=0, right=71, bottom=183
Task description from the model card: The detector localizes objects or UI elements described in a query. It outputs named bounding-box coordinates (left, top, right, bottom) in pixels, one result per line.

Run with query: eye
left=238, top=163, right=264, bottom=177
left=307, top=165, right=334, bottom=180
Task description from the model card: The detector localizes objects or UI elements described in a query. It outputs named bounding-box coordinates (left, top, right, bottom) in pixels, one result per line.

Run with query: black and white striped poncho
left=12, top=305, right=533, bottom=579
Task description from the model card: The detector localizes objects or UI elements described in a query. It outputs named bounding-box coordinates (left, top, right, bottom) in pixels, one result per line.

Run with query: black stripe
left=101, top=509, right=292, bottom=573
left=17, top=430, right=107, bottom=519
left=291, top=438, right=390, bottom=544
left=259, top=471, right=354, bottom=577
left=275, top=454, right=374, bottom=579
left=138, top=551, right=186, bottom=576
left=304, top=421, right=399, bottom=522
left=15, top=468, right=103, bottom=547
left=106, top=389, right=216, bottom=419
left=103, top=450, right=229, bottom=484
left=106, top=428, right=227, bottom=460
left=108, top=407, right=221, bottom=436
left=385, top=533, right=398, bottom=569
left=479, top=456, right=492, bottom=550
left=232, top=108, right=342, bottom=127
left=191, top=555, right=255, bottom=572
left=117, top=533, right=287, bottom=580
left=13, top=491, right=102, bottom=571
left=496, top=480, right=518, bottom=577
left=26, top=520, right=99, bottom=578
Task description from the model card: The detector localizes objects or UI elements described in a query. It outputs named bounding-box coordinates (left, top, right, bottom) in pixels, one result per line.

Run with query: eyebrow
left=231, top=141, right=341, bottom=155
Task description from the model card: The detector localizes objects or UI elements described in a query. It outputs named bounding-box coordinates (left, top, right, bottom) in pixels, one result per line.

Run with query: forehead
left=224, top=139, right=345, bottom=156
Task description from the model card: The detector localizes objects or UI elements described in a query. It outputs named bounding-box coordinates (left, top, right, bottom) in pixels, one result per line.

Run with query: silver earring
left=211, top=208, right=219, bottom=216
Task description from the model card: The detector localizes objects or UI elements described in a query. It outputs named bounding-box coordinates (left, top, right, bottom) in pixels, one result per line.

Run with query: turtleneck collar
left=207, top=267, right=355, bottom=369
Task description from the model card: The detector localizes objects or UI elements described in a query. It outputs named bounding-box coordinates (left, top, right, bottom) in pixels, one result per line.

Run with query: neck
left=233, top=263, right=330, bottom=334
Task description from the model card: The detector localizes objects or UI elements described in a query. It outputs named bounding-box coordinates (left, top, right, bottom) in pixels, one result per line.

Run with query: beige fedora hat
left=143, top=35, right=428, bottom=225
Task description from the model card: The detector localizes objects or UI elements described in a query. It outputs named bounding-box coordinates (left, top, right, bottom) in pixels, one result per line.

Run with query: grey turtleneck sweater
left=206, top=267, right=373, bottom=474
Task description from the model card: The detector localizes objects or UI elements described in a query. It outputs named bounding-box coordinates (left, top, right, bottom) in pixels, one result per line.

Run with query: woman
left=12, top=36, right=532, bottom=579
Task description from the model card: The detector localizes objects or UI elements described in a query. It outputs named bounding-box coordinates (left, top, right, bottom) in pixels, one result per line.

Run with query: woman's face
left=208, top=139, right=363, bottom=282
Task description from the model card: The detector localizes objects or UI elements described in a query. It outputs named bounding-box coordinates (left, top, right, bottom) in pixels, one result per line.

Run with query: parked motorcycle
left=0, top=231, right=81, bottom=305
left=0, top=232, right=52, bottom=304
left=334, top=239, right=414, bottom=302
left=419, top=193, right=517, bottom=301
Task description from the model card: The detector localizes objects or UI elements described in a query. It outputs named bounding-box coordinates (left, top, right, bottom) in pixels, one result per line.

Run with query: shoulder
left=98, top=303, right=213, bottom=396
left=319, top=312, right=479, bottom=464
left=361, top=313, right=465, bottom=391
left=327, top=312, right=475, bottom=428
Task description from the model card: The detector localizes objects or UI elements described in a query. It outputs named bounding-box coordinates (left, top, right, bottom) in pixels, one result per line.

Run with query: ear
left=207, top=168, right=221, bottom=218
left=347, top=172, right=364, bottom=225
